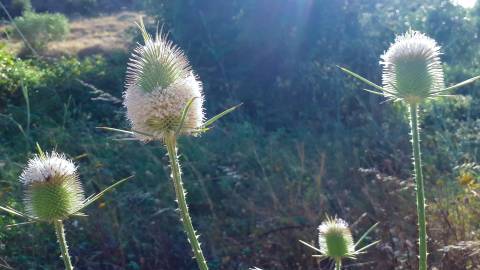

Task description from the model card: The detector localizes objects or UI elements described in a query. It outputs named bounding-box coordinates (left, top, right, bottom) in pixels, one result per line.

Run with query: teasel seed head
left=318, top=217, right=355, bottom=260
left=380, top=29, right=444, bottom=104
left=20, top=151, right=85, bottom=222
left=124, top=23, right=204, bottom=141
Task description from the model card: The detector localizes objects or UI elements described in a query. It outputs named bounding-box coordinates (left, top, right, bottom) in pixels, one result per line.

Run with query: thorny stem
left=54, top=220, right=74, bottom=270
left=335, top=259, right=342, bottom=270
left=165, top=133, right=209, bottom=270
left=409, top=103, right=427, bottom=270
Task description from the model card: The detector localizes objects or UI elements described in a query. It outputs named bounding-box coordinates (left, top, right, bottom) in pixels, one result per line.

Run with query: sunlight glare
left=453, top=0, right=477, bottom=8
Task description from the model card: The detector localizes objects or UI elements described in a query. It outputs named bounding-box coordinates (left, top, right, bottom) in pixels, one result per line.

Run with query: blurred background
left=0, top=0, right=480, bottom=269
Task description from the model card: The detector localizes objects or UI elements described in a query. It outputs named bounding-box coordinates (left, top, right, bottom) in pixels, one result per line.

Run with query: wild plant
left=0, top=147, right=132, bottom=269
left=340, top=29, right=480, bottom=270
left=300, top=216, right=378, bottom=270
left=11, top=11, right=69, bottom=53
left=101, top=20, right=239, bottom=270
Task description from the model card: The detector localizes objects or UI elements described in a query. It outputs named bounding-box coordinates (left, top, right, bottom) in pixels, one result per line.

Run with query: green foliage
left=0, top=47, right=40, bottom=92
left=0, top=45, right=43, bottom=104
left=12, top=11, right=69, bottom=53
left=2, top=0, right=480, bottom=269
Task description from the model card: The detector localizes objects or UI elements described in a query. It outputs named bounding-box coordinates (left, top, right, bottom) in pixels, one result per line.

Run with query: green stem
left=165, top=133, right=209, bottom=270
left=335, top=259, right=342, bottom=270
left=53, top=220, right=74, bottom=270
left=409, top=103, right=427, bottom=270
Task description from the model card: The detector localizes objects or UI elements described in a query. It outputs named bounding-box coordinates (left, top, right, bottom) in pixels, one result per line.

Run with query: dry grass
left=49, top=11, right=143, bottom=56
left=1, top=11, right=145, bottom=56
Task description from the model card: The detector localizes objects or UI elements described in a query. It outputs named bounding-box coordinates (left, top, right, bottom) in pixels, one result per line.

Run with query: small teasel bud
left=124, top=23, right=204, bottom=141
left=301, top=216, right=378, bottom=270
left=318, top=217, right=355, bottom=260
left=20, top=151, right=85, bottom=222
left=380, top=29, right=444, bottom=104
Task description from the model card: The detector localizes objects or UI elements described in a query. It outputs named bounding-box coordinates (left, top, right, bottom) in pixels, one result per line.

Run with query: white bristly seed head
left=124, top=74, right=204, bottom=141
left=20, top=151, right=85, bottom=222
left=124, top=24, right=204, bottom=141
left=20, top=152, right=77, bottom=185
left=380, top=29, right=444, bottom=104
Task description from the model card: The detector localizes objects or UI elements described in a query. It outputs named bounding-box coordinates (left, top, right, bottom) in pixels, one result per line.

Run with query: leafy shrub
left=0, top=45, right=43, bottom=106
left=12, top=12, right=69, bottom=53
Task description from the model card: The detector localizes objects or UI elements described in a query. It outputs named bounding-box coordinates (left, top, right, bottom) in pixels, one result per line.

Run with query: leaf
left=192, top=127, right=211, bottom=135
left=112, top=137, right=142, bottom=141
left=96, top=126, right=135, bottom=135
left=0, top=205, right=39, bottom=221
left=355, top=240, right=380, bottom=254
left=440, top=75, right=480, bottom=93
left=354, top=222, right=379, bottom=248
left=175, top=97, right=197, bottom=136
left=21, top=83, right=30, bottom=133
left=6, top=221, right=36, bottom=228
left=97, top=127, right=154, bottom=138
left=0, top=114, right=28, bottom=143
left=299, top=240, right=322, bottom=253
left=362, top=89, right=384, bottom=96
left=337, top=66, right=385, bottom=92
left=73, top=175, right=134, bottom=214
left=136, top=18, right=151, bottom=43
left=202, top=103, right=242, bottom=129
left=35, top=142, right=46, bottom=158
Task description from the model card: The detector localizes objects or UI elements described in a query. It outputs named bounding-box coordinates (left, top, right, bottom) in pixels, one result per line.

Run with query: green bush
left=12, top=12, right=69, bottom=53
left=0, top=45, right=43, bottom=105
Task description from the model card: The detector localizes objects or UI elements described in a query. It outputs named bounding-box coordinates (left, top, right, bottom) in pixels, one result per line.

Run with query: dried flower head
left=20, top=151, right=85, bottom=222
left=318, top=217, right=355, bottom=260
left=124, top=75, right=204, bottom=141
left=124, top=22, right=204, bottom=141
left=380, top=30, right=444, bottom=104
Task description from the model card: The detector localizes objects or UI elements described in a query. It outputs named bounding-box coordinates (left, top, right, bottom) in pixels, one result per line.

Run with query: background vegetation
left=1, top=0, right=480, bottom=269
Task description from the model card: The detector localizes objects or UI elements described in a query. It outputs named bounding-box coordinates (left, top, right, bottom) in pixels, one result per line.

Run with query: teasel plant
left=99, top=20, right=240, bottom=270
left=300, top=216, right=379, bottom=270
left=0, top=145, right=132, bottom=270
left=339, top=29, right=480, bottom=270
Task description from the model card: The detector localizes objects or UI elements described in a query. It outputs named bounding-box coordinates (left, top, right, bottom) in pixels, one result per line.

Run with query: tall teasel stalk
left=339, top=30, right=480, bottom=270
left=0, top=146, right=132, bottom=269
left=299, top=216, right=379, bottom=270
left=100, top=20, right=239, bottom=270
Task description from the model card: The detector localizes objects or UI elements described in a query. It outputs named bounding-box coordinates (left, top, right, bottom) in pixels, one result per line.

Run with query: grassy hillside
left=0, top=11, right=143, bottom=56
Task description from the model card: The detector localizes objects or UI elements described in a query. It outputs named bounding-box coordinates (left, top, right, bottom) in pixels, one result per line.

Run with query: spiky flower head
left=124, top=22, right=204, bottom=141
left=20, top=151, right=85, bottom=222
left=380, top=29, right=444, bottom=104
left=318, top=217, right=355, bottom=260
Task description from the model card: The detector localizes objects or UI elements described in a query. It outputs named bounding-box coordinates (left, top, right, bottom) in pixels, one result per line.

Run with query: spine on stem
left=165, top=133, right=209, bottom=270
left=54, top=220, right=74, bottom=270
left=409, top=104, right=427, bottom=270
